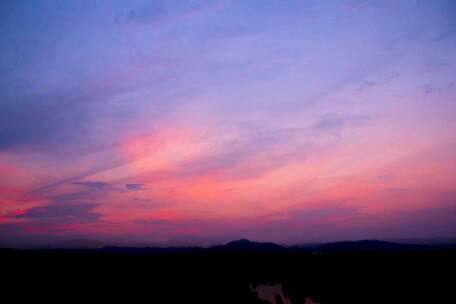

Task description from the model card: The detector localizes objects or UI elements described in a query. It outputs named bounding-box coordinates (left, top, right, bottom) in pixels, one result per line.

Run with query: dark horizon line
left=2, top=237, right=456, bottom=251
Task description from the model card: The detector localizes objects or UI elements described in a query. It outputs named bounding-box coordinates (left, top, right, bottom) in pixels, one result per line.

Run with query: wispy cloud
left=125, top=183, right=146, bottom=191
left=115, top=0, right=231, bottom=28
left=15, top=203, right=100, bottom=224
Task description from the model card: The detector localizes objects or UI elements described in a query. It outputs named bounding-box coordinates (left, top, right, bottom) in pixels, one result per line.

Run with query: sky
left=1, top=0, right=456, bottom=247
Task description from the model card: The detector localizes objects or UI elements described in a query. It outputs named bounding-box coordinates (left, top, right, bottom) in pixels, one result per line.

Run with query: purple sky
left=1, top=0, right=456, bottom=247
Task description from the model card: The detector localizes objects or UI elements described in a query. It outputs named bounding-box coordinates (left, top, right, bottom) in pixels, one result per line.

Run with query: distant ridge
left=97, top=246, right=204, bottom=254
left=316, top=240, right=430, bottom=252
left=49, top=239, right=105, bottom=249
left=388, top=237, right=456, bottom=245
left=12, top=237, right=455, bottom=252
left=211, top=239, right=285, bottom=252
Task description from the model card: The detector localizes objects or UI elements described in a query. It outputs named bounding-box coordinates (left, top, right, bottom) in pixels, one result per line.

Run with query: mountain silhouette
left=211, top=239, right=285, bottom=252
left=97, top=246, right=204, bottom=254
left=3, top=237, right=455, bottom=303
left=39, top=238, right=456, bottom=253
left=316, top=240, right=430, bottom=252
left=50, top=239, right=106, bottom=249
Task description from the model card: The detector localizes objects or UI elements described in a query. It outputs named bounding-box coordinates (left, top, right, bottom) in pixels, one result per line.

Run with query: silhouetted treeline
left=2, top=240, right=455, bottom=303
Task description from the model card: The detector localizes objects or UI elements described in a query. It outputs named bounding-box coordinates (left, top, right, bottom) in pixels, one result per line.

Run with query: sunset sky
left=1, top=0, right=456, bottom=247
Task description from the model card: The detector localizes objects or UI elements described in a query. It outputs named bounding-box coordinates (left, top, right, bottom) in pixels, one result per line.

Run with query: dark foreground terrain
left=3, top=240, right=455, bottom=303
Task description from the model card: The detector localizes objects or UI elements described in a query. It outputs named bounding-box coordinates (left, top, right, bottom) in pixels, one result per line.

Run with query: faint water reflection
left=254, top=284, right=319, bottom=304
